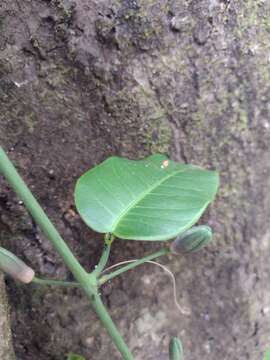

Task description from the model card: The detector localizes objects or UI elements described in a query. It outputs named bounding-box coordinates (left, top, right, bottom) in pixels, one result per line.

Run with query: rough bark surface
left=0, top=0, right=270, bottom=359
left=0, top=274, right=15, bottom=360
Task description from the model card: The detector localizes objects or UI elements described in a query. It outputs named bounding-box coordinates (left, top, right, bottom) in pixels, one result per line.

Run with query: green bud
left=170, top=225, right=213, bottom=254
left=169, top=337, right=184, bottom=360
left=263, top=347, right=270, bottom=360
left=0, top=247, right=35, bottom=283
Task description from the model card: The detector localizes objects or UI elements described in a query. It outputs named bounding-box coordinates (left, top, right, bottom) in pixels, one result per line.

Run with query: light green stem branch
left=32, top=277, right=80, bottom=288
left=92, top=242, right=111, bottom=277
left=91, top=293, right=134, bottom=360
left=99, top=248, right=169, bottom=285
left=0, top=146, right=133, bottom=360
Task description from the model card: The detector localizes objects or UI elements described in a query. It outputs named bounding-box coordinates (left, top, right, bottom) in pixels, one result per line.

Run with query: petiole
left=98, top=247, right=169, bottom=285
left=32, top=277, right=80, bottom=288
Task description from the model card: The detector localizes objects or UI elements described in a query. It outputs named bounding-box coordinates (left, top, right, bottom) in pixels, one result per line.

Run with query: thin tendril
left=102, top=260, right=191, bottom=316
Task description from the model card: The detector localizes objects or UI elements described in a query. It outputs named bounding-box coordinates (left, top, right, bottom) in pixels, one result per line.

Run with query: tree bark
left=1, top=0, right=270, bottom=359
left=0, top=274, right=15, bottom=360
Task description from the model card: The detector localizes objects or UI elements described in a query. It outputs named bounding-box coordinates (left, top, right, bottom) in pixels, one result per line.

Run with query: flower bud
left=169, top=337, right=183, bottom=360
left=170, top=225, right=212, bottom=254
left=0, top=247, right=35, bottom=283
left=263, top=347, right=270, bottom=360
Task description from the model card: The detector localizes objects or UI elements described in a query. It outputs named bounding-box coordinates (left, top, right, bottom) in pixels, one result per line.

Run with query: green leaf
left=75, top=154, right=219, bottom=241
left=263, top=348, right=270, bottom=360
left=66, top=354, right=85, bottom=360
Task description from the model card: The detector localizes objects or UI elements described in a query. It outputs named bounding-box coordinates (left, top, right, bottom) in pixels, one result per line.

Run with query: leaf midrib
left=111, top=166, right=196, bottom=231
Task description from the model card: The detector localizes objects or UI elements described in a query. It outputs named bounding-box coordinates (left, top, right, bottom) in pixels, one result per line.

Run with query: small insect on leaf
left=161, top=160, right=169, bottom=168
left=0, top=247, right=35, bottom=284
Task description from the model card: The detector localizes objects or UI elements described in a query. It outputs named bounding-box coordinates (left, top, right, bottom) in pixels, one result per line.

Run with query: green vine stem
left=0, top=146, right=133, bottom=360
left=31, top=246, right=169, bottom=289
left=99, top=248, right=169, bottom=285
left=92, top=241, right=112, bottom=277
left=32, top=277, right=80, bottom=288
